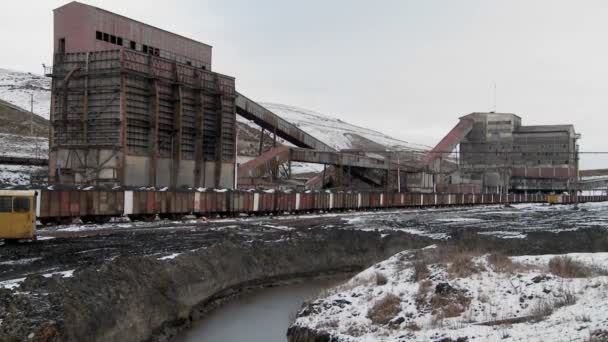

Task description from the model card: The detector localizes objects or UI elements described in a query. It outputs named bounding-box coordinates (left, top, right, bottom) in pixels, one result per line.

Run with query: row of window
left=0, top=197, right=30, bottom=213
left=95, top=30, right=206, bottom=70
left=96, top=30, right=158, bottom=55
left=96, top=31, right=124, bottom=47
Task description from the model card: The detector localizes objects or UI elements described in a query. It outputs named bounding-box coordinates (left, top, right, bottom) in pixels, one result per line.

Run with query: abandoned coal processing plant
left=2, top=2, right=608, bottom=342
left=34, top=1, right=608, bottom=196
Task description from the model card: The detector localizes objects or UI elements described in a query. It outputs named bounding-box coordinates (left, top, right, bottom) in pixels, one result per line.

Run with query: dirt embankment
left=0, top=229, right=431, bottom=342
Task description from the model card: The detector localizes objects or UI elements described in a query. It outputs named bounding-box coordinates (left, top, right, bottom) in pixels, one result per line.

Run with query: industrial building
left=45, top=2, right=585, bottom=194
left=427, top=112, right=580, bottom=193
left=46, top=2, right=424, bottom=191
left=47, top=1, right=236, bottom=188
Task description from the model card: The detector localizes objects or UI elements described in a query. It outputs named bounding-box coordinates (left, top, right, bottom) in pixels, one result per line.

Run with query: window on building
left=13, top=197, right=29, bottom=213
left=110, top=35, right=116, bottom=44
left=186, top=61, right=192, bottom=66
left=130, top=41, right=136, bottom=50
left=103, top=33, right=110, bottom=42
left=0, top=197, right=11, bottom=212
left=142, top=45, right=148, bottom=53
left=96, top=31, right=103, bottom=40
left=58, top=38, right=65, bottom=53
left=117, top=37, right=123, bottom=46
left=154, top=48, right=160, bottom=56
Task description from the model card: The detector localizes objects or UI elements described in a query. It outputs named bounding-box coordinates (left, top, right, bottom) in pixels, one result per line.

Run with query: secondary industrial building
left=428, top=112, right=580, bottom=193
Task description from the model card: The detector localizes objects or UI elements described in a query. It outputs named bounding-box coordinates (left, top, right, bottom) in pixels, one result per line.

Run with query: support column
left=148, top=80, right=159, bottom=187
left=322, top=164, right=326, bottom=189
left=118, top=68, right=127, bottom=185
left=259, top=128, right=265, bottom=155
left=172, top=85, right=183, bottom=188
left=83, top=52, right=90, bottom=146
left=194, top=88, right=205, bottom=187
left=214, top=92, right=224, bottom=187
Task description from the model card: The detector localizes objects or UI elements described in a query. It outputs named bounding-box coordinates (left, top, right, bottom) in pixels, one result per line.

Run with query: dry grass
left=554, top=287, right=577, bottom=308
left=336, top=273, right=375, bottom=292
left=376, top=272, right=388, bottom=286
left=487, top=253, right=516, bottom=273
left=430, top=291, right=472, bottom=319
left=529, top=299, right=554, bottom=320
left=415, top=279, right=433, bottom=308
left=412, top=259, right=430, bottom=281
left=367, top=293, right=401, bottom=325
left=448, top=253, right=484, bottom=278
left=404, top=322, right=421, bottom=331
left=548, top=256, right=592, bottom=278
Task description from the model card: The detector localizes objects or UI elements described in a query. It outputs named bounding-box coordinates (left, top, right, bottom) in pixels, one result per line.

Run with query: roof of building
left=516, top=125, right=576, bottom=134
left=54, top=1, right=212, bottom=49
left=460, top=112, right=522, bottom=120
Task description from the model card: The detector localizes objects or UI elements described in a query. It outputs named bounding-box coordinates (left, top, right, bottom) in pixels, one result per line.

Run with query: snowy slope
left=260, top=103, right=430, bottom=152
left=0, top=68, right=51, bottom=119
left=0, top=69, right=430, bottom=154
left=292, top=250, right=608, bottom=341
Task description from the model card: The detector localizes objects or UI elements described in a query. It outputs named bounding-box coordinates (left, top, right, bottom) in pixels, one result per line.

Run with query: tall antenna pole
left=493, top=82, right=497, bottom=112
left=30, top=93, right=34, bottom=136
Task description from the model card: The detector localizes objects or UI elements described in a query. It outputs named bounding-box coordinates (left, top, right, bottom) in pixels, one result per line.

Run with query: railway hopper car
left=32, top=188, right=607, bottom=225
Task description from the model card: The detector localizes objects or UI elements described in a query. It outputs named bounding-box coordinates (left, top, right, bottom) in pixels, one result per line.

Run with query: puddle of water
left=172, top=278, right=340, bottom=342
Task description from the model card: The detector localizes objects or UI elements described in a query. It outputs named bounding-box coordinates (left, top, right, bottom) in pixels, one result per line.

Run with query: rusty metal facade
left=49, top=2, right=236, bottom=189
left=53, top=1, right=212, bottom=70
left=431, top=112, right=581, bottom=193
left=48, top=49, right=236, bottom=188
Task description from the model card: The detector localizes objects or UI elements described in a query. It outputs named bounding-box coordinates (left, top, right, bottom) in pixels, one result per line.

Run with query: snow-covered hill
left=0, top=68, right=51, bottom=119
left=0, top=69, right=430, bottom=154
left=260, top=103, right=430, bottom=152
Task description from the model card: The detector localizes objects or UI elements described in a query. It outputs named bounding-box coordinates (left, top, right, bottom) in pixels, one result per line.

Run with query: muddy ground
left=0, top=202, right=607, bottom=341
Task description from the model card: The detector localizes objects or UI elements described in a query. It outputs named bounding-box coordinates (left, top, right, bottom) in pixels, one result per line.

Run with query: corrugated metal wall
left=49, top=49, right=236, bottom=188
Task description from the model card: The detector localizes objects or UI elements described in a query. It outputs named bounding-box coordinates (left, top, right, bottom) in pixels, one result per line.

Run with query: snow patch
left=158, top=253, right=181, bottom=261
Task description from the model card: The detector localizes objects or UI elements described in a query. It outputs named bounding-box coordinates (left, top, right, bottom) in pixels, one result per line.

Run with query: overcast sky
left=1, top=0, right=607, bottom=167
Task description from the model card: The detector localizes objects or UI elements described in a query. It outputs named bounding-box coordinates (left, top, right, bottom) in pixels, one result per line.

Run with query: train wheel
left=81, top=216, right=95, bottom=224
left=143, top=214, right=156, bottom=222
left=40, top=218, right=56, bottom=226
left=93, top=216, right=111, bottom=224
left=59, top=217, right=74, bottom=225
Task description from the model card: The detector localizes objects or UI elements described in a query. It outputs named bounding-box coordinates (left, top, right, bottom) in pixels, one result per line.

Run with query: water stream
left=173, top=278, right=340, bottom=342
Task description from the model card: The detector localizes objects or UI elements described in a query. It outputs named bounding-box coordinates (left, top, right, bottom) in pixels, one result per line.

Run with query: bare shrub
left=448, top=253, right=484, bottom=278
left=413, top=259, right=430, bottom=281
left=376, top=272, right=388, bottom=286
left=415, top=279, right=433, bottom=309
left=345, top=324, right=366, bottom=337
left=576, top=314, right=591, bottom=323
left=487, top=253, right=515, bottom=273
left=529, top=299, right=553, bottom=320
left=337, top=273, right=375, bottom=292
left=404, top=322, right=421, bottom=331
left=367, top=293, right=401, bottom=325
left=427, top=283, right=472, bottom=320
left=590, top=263, right=608, bottom=276
left=548, top=256, right=592, bottom=278
left=554, top=287, right=577, bottom=308
left=589, top=330, right=608, bottom=342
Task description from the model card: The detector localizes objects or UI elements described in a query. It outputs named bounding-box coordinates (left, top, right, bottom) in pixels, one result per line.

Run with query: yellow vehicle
left=0, top=190, right=37, bottom=241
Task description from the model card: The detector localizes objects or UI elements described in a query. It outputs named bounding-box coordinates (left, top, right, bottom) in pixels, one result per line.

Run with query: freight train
left=26, top=188, right=607, bottom=225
